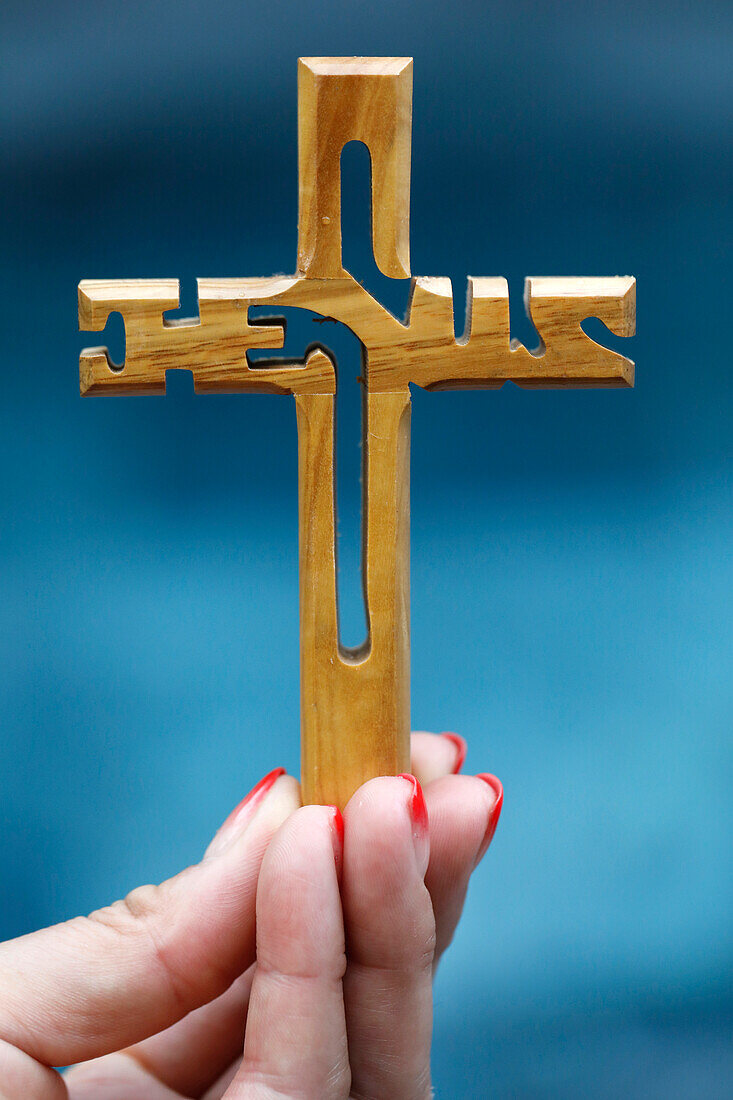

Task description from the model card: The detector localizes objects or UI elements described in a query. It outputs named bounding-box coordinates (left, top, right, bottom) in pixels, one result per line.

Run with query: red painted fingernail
left=207, top=767, right=286, bottom=856
left=326, top=805, right=344, bottom=874
left=442, top=732, right=467, bottom=773
left=475, top=773, right=503, bottom=865
left=327, top=805, right=344, bottom=850
left=398, top=773, right=429, bottom=835
left=398, top=773, right=429, bottom=875
left=222, top=767, right=286, bottom=829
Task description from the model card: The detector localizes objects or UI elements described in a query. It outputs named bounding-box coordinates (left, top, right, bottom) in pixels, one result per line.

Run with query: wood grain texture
left=80, top=273, right=634, bottom=395
left=298, top=56, right=412, bottom=279
left=79, top=280, right=335, bottom=396
left=297, top=390, right=411, bottom=807
left=78, top=56, right=636, bottom=808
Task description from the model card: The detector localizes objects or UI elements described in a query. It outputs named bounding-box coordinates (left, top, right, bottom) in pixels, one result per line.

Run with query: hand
left=0, top=732, right=502, bottom=1099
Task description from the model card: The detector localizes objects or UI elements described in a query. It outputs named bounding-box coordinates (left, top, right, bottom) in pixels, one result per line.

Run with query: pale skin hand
left=0, top=733, right=502, bottom=1099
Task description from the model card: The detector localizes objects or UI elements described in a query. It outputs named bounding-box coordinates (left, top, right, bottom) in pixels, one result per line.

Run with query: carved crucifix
left=79, top=58, right=635, bottom=809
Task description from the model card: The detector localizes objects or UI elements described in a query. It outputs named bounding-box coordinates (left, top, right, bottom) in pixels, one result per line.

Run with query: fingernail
left=441, top=732, right=467, bottom=773
left=206, top=767, right=286, bottom=858
left=398, top=773, right=430, bottom=874
left=474, top=773, right=503, bottom=865
left=326, top=805, right=344, bottom=877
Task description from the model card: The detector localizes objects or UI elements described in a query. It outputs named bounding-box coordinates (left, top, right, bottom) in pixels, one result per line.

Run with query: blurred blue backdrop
left=1, top=1, right=731, bottom=1095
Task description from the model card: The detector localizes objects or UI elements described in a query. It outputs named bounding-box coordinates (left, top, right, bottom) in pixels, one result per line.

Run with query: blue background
left=1, top=1, right=731, bottom=1095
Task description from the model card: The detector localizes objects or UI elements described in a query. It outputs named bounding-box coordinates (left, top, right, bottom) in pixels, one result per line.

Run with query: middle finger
left=342, top=775, right=435, bottom=1100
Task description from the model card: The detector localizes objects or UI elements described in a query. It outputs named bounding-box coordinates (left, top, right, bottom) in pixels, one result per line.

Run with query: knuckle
left=86, top=884, right=193, bottom=1015
left=420, top=930, right=438, bottom=971
left=87, top=882, right=160, bottom=938
left=402, top=897, right=437, bottom=972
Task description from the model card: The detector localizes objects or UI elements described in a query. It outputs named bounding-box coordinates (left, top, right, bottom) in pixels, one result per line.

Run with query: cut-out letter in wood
left=79, top=57, right=636, bottom=809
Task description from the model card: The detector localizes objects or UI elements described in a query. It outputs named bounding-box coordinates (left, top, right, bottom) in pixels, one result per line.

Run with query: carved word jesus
left=79, top=58, right=635, bottom=808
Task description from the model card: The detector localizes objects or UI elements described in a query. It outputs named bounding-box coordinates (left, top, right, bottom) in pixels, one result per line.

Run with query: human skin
left=0, top=731, right=502, bottom=1099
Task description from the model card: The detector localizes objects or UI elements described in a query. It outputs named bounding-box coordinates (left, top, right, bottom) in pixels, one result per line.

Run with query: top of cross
left=297, top=56, right=413, bottom=279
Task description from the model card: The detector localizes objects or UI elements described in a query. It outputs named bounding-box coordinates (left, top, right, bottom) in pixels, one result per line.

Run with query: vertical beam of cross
left=79, top=58, right=635, bottom=809
left=296, top=387, right=411, bottom=808
left=295, top=57, right=414, bottom=806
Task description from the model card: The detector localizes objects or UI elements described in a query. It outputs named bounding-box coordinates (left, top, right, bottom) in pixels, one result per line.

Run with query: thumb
left=0, top=768, right=300, bottom=1070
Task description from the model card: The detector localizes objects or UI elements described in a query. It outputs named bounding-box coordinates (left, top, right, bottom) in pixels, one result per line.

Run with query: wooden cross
left=79, top=58, right=635, bottom=809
